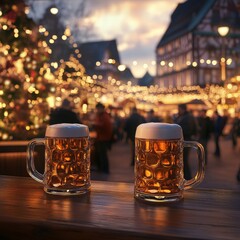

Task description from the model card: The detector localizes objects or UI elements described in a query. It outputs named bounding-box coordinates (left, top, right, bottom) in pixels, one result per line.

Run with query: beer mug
left=27, top=123, right=91, bottom=195
left=134, top=122, right=205, bottom=203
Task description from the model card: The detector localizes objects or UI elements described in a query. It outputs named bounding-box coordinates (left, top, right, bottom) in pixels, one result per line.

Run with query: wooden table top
left=0, top=175, right=239, bottom=240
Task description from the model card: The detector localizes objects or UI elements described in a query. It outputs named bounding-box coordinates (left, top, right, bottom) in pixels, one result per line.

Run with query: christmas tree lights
left=0, top=0, right=52, bottom=139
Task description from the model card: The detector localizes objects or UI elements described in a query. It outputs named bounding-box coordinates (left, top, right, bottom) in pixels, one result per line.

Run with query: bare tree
left=59, top=0, right=95, bottom=42
left=26, top=0, right=95, bottom=42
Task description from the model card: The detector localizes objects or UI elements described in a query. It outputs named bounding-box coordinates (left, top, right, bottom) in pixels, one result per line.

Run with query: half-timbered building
left=155, top=0, right=240, bottom=88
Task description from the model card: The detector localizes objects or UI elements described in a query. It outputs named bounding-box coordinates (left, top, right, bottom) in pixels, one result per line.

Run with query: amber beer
left=27, top=123, right=91, bottom=195
left=134, top=123, right=205, bottom=203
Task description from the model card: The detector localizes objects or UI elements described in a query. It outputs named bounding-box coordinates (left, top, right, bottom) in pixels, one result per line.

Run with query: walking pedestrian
left=92, top=103, right=113, bottom=174
left=212, top=110, right=226, bottom=157
left=197, top=109, right=213, bottom=164
left=146, top=109, right=162, bottom=122
left=124, top=107, right=145, bottom=166
left=49, top=98, right=81, bottom=125
left=174, top=104, right=197, bottom=180
left=231, top=112, right=240, bottom=182
left=231, top=113, right=240, bottom=149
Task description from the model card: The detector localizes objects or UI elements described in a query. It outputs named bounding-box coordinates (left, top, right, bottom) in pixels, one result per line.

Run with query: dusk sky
left=31, top=0, right=185, bottom=78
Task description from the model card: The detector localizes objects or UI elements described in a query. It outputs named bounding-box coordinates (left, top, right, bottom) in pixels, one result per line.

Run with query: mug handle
left=26, top=138, right=45, bottom=183
left=183, top=141, right=205, bottom=190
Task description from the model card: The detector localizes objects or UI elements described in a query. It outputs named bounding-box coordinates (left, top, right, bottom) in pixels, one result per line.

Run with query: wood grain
left=0, top=175, right=239, bottom=240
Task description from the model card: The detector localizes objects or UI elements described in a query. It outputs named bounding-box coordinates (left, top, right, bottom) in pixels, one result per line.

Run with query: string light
left=118, top=65, right=126, bottom=71
left=50, top=7, right=58, bottom=15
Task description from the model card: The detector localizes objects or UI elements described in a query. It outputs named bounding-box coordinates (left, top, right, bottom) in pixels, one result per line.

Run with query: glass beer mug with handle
left=27, top=123, right=91, bottom=195
left=134, top=122, right=205, bottom=203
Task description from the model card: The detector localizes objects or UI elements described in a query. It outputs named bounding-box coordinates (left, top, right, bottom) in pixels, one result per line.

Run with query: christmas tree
left=0, top=0, right=52, bottom=140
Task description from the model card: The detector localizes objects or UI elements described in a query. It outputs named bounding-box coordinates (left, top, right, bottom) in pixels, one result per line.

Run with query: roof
left=138, top=71, right=154, bottom=86
left=157, top=0, right=216, bottom=48
left=118, top=67, right=134, bottom=81
left=77, top=39, right=121, bottom=70
left=76, top=39, right=137, bottom=82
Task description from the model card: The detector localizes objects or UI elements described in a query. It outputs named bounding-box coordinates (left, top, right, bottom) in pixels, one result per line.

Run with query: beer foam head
left=46, top=123, right=89, bottom=138
left=135, top=122, right=182, bottom=140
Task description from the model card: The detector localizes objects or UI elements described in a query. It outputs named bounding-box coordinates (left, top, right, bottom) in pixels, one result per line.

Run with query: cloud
left=30, top=0, right=183, bottom=77
left=80, top=0, right=183, bottom=77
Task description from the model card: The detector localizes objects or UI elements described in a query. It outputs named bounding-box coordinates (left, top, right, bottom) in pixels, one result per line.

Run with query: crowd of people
left=48, top=99, right=240, bottom=181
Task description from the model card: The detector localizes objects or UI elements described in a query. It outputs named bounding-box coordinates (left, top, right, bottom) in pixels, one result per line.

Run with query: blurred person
left=197, top=109, right=213, bottom=164
left=221, top=110, right=229, bottom=137
left=124, top=107, right=146, bottom=166
left=49, top=98, right=81, bottom=125
left=92, top=103, right=113, bottom=173
left=212, top=110, right=225, bottom=157
left=230, top=113, right=240, bottom=149
left=231, top=113, right=240, bottom=182
left=174, top=104, right=197, bottom=180
left=112, top=112, right=124, bottom=142
left=146, top=109, right=163, bottom=122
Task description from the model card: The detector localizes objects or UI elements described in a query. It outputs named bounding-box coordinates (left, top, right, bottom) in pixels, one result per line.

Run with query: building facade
left=155, top=0, right=240, bottom=88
